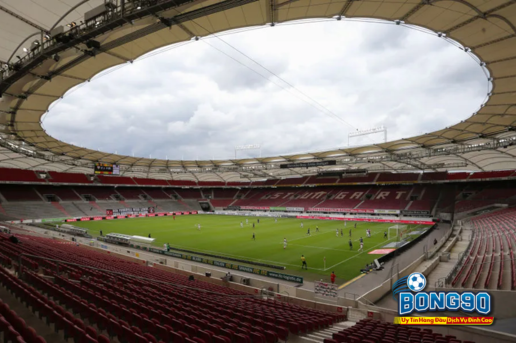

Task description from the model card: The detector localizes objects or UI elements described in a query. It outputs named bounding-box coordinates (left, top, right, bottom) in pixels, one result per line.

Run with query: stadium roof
left=1, top=0, right=516, bottom=181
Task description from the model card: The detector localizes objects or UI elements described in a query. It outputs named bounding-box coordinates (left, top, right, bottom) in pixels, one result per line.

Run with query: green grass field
left=70, top=215, right=428, bottom=283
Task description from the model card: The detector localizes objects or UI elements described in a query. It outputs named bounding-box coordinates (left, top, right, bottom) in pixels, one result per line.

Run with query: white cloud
left=43, top=20, right=487, bottom=160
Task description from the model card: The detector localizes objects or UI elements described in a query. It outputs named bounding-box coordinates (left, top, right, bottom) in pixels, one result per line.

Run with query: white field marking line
left=288, top=224, right=385, bottom=243
left=323, top=236, right=399, bottom=271
left=163, top=243, right=322, bottom=269
left=289, top=231, right=334, bottom=242
left=288, top=244, right=351, bottom=252
left=322, top=224, right=429, bottom=272
left=287, top=229, right=382, bottom=251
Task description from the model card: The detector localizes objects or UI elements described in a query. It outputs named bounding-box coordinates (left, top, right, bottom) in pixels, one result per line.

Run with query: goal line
left=388, top=224, right=409, bottom=240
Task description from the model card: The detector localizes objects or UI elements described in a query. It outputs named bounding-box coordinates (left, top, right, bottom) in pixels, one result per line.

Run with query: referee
left=301, top=255, right=308, bottom=270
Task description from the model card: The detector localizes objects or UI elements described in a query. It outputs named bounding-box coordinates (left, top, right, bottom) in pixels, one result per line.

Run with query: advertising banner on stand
left=297, top=215, right=434, bottom=225
left=148, top=248, right=303, bottom=283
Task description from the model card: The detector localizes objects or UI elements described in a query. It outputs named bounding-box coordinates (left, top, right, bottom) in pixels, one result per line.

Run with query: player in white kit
left=283, top=238, right=287, bottom=249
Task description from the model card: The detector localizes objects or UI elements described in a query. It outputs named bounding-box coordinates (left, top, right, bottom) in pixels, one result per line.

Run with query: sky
left=43, top=19, right=488, bottom=161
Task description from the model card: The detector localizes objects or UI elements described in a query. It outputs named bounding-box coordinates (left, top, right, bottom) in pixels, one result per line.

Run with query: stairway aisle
left=301, top=321, right=356, bottom=343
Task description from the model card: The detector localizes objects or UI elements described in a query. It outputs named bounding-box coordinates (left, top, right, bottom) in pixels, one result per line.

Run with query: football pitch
left=71, top=215, right=429, bottom=283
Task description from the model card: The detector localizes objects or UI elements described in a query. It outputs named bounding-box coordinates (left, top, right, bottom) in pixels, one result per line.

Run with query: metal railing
left=1, top=0, right=177, bottom=77
left=443, top=228, right=476, bottom=286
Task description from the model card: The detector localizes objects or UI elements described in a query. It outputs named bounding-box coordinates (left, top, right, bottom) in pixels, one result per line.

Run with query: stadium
left=1, top=0, right=516, bottom=343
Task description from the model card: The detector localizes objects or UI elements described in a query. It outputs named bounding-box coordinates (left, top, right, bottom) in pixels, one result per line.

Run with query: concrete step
left=307, top=332, right=331, bottom=339
left=298, top=336, right=321, bottom=343
left=333, top=321, right=355, bottom=329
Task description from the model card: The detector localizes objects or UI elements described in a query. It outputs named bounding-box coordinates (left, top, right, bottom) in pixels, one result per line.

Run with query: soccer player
left=240, top=221, right=243, bottom=228
left=307, top=228, right=311, bottom=236
left=354, top=223, right=357, bottom=229
left=253, top=223, right=255, bottom=229
left=300, top=222, right=304, bottom=228
left=163, top=243, right=168, bottom=251
left=330, top=271, right=336, bottom=284
left=336, top=229, right=339, bottom=237
left=349, top=239, right=353, bottom=250
left=197, top=224, right=201, bottom=231
left=384, top=231, right=388, bottom=239
left=283, top=238, right=287, bottom=249
left=359, top=237, right=363, bottom=244
left=252, top=232, right=255, bottom=240
left=358, top=241, right=364, bottom=252
left=349, top=229, right=352, bottom=237
left=341, top=229, right=343, bottom=236
left=257, top=219, right=260, bottom=224
left=301, top=255, right=307, bottom=270
left=316, top=226, right=319, bottom=232
left=344, top=222, right=347, bottom=227
left=366, top=229, right=371, bottom=238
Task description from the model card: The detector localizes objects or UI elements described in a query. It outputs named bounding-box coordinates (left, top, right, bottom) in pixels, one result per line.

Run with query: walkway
left=340, top=224, right=450, bottom=297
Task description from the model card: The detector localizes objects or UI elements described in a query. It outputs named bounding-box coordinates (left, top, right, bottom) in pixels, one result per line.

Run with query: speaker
left=86, top=40, right=101, bottom=49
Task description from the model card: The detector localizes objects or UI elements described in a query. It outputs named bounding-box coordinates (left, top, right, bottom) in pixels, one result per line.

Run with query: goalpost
left=388, top=224, right=408, bottom=240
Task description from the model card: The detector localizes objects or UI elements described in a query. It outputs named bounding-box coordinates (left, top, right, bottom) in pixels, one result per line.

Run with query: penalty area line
left=323, top=237, right=398, bottom=271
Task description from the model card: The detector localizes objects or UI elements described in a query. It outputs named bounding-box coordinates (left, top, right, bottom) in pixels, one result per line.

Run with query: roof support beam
left=338, top=0, right=354, bottom=17
left=452, top=153, right=485, bottom=171
left=0, top=5, right=47, bottom=32
left=446, top=1, right=516, bottom=34
left=400, top=3, right=426, bottom=21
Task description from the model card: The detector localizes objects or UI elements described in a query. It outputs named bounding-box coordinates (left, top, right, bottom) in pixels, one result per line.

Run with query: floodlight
left=22, top=48, right=28, bottom=53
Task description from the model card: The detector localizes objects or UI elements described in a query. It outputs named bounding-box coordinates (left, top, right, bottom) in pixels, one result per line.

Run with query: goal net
left=388, top=224, right=408, bottom=240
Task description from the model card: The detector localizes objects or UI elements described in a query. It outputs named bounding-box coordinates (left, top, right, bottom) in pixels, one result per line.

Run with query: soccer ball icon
left=407, top=272, right=426, bottom=292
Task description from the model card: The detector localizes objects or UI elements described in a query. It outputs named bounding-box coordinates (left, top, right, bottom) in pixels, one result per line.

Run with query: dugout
left=59, top=224, right=88, bottom=236
left=130, top=235, right=155, bottom=249
left=103, top=233, right=155, bottom=248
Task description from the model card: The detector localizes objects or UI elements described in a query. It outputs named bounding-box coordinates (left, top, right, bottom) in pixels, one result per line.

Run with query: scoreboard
left=94, top=163, right=120, bottom=175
